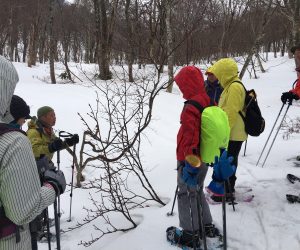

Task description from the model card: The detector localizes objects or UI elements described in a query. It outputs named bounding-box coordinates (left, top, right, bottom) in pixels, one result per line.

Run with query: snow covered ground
left=12, top=54, right=300, bottom=250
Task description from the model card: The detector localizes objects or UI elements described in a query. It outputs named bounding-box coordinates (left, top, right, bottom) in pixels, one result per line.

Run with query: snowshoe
left=287, top=174, right=300, bottom=184
left=166, top=226, right=201, bottom=249
left=286, top=194, right=300, bottom=203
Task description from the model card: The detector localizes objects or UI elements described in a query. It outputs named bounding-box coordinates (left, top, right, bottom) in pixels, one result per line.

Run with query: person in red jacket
left=168, top=66, right=219, bottom=248
left=281, top=80, right=300, bottom=103
left=281, top=45, right=300, bottom=103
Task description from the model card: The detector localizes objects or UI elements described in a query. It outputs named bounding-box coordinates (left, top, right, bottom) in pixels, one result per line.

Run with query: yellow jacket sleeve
left=222, top=83, right=244, bottom=130
left=27, top=129, right=53, bottom=159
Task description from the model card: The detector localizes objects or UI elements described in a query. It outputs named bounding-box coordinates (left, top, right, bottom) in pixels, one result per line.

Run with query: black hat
left=290, top=44, right=300, bottom=54
left=10, top=95, right=31, bottom=121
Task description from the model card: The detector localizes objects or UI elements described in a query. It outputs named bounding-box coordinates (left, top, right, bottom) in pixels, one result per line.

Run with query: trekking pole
left=256, top=103, right=285, bottom=166
left=222, top=182, right=227, bottom=250
left=167, top=185, right=178, bottom=216
left=45, top=208, right=51, bottom=250
left=226, top=180, right=236, bottom=212
left=67, top=143, right=76, bottom=222
left=196, top=186, right=207, bottom=250
left=56, top=149, right=61, bottom=218
left=261, top=102, right=292, bottom=168
left=57, top=131, right=73, bottom=218
left=243, top=140, right=247, bottom=157
left=54, top=198, right=61, bottom=250
left=187, top=187, right=197, bottom=250
left=219, top=148, right=235, bottom=211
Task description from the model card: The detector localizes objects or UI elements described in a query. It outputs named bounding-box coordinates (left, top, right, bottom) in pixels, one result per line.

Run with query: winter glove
left=212, top=150, right=236, bottom=182
left=44, top=169, right=66, bottom=195
left=36, top=155, right=55, bottom=176
left=281, top=92, right=299, bottom=104
left=206, top=150, right=236, bottom=196
left=48, top=138, right=64, bottom=153
left=207, top=181, right=224, bottom=196
left=64, top=134, right=79, bottom=147
left=181, top=155, right=201, bottom=187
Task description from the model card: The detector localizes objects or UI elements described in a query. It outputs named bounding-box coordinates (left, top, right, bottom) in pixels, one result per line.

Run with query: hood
left=0, top=56, right=19, bottom=123
left=174, top=66, right=209, bottom=103
left=206, top=58, right=239, bottom=88
left=27, top=118, right=38, bottom=130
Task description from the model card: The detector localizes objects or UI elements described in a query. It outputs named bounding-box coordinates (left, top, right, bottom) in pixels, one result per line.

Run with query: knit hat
left=10, top=95, right=31, bottom=121
left=37, top=106, right=54, bottom=119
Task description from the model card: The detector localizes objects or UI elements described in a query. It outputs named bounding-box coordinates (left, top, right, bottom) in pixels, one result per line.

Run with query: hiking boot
left=204, top=223, right=221, bottom=238
left=166, top=226, right=201, bottom=248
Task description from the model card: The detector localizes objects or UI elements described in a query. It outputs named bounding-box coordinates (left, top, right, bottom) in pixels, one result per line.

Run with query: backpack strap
left=184, top=99, right=214, bottom=113
left=184, top=100, right=205, bottom=113
left=229, top=81, right=247, bottom=122
left=232, top=81, right=257, bottom=124
left=232, top=80, right=246, bottom=92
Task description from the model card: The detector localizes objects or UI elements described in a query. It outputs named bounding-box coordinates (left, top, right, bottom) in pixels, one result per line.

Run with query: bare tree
left=239, top=0, right=275, bottom=79
left=62, top=67, right=167, bottom=245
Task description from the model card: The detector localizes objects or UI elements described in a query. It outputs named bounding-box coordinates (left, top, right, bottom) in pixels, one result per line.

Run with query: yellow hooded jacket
left=27, top=119, right=57, bottom=160
left=206, top=58, right=248, bottom=141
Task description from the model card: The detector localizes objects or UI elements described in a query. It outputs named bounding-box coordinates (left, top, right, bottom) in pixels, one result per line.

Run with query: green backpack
left=185, top=100, right=230, bottom=164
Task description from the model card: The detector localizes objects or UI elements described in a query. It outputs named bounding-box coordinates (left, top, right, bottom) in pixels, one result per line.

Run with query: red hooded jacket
left=174, top=66, right=211, bottom=162
left=290, top=78, right=300, bottom=97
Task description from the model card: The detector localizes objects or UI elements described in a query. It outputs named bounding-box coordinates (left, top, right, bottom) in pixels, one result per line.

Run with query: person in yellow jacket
left=27, top=106, right=78, bottom=161
left=26, top=106, right=78, bottom=243
left=206, top=58, right=247, bottom=201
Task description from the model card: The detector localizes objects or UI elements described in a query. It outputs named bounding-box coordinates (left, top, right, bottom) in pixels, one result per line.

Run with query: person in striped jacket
left=0, top=55, right=66, bottom=250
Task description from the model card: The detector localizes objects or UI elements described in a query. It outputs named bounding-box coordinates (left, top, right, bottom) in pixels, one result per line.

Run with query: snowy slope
left=12, top=55, right=300, bottom=250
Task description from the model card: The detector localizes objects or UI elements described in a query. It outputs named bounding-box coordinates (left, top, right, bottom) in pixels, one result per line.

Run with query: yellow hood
left=206, top=58, right=239, bottom=88
left=27, top=118, right=38, bottom=129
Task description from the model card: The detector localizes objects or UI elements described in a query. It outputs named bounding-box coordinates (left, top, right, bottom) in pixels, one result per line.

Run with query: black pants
left=225, top=140, right=243, bottom=193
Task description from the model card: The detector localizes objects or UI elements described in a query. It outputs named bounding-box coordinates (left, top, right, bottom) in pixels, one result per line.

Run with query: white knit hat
left=0, top=56, right=19, bottom=122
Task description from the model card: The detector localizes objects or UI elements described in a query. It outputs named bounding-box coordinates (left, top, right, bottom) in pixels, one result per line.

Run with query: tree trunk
left=255, top=52, right=265, bottom=73
left=22, top=28, right=28, bottom=63
left=94, top=0, right=115, bottom=80
left=49, top=0, right=56, bottom=83
left=165, top=0, right=174, bottom=93
left=239, top=52, right=253, bottom=80
left=273, top=41, right=277, bottom=58
left=28, top=23, right=38, bottom=67
left=125, top=0, right=134, bottom=82
left=8, top=5, right=14, bottom=61
left=63, top=40, right=73, bottom=82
